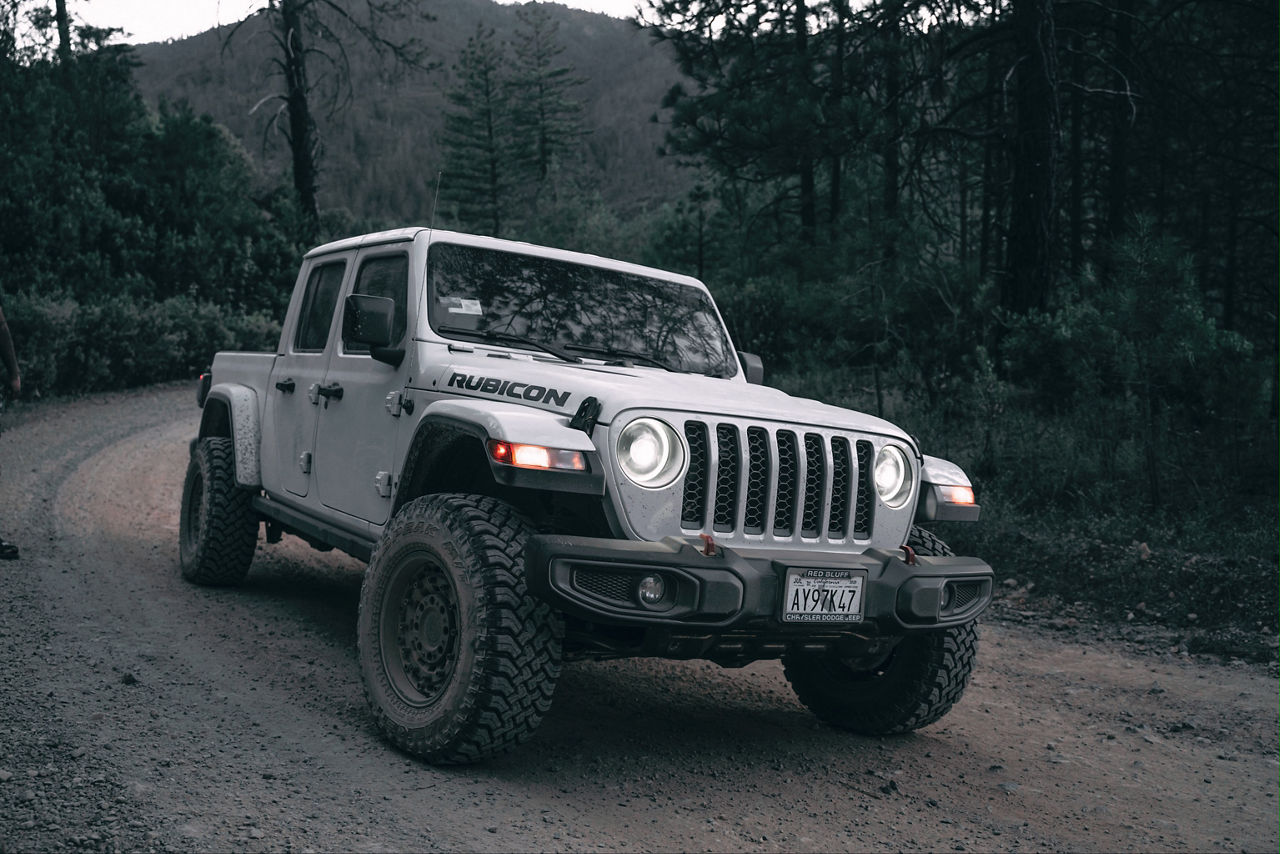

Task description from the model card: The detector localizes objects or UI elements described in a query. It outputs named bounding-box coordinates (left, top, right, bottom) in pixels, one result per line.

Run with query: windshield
left=427, top=242, right=738, bottom=378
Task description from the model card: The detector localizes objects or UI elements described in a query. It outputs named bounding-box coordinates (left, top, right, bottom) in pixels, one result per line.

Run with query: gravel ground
left=0, top=384, right=1275, bottom=853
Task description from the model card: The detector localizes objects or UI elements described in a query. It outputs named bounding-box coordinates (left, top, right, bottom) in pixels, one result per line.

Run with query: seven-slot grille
left=681, top=421, right=875, bottom=541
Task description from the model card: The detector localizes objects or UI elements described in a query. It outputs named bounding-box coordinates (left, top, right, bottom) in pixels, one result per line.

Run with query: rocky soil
left=0, top=384, right=1275, bottom=853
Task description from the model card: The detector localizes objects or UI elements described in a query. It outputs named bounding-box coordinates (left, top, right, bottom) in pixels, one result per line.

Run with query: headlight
left=874, top=445, right=914, bottom=508
left=617, top=418, right=685, bottom=489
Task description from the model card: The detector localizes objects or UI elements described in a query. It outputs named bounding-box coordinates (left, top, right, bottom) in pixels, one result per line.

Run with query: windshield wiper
left=563, top=344, right=678, bottom=372
left=437, top=324, right=582, bottom=364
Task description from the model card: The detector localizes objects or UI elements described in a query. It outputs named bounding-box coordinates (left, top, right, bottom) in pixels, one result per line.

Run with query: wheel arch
left=198, top=383, right=261, bottom=489
left=393, top=418, right=494, bottom=517
left=393, top=403, right=612, bottom=536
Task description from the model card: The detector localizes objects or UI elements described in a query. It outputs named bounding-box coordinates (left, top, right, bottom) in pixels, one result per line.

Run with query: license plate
left=782, top=568, right=865, bottom=623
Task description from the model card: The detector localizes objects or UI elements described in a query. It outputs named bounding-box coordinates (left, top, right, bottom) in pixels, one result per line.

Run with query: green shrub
left=5, top=292, right=279, bottom=397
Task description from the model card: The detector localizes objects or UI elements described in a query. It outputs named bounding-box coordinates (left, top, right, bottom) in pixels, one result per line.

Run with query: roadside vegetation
left=0, top=1, right=1273, bottom=659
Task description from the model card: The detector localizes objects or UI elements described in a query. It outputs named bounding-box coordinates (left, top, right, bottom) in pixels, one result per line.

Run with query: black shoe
left=0, top=539, right=18, bottom=560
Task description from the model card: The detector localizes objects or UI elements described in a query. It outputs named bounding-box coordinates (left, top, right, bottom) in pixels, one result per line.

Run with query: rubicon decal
left=447, top=373, right=572, bottom=408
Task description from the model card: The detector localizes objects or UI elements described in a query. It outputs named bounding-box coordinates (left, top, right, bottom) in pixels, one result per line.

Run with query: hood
left=418, top=346, right=911, bottom=443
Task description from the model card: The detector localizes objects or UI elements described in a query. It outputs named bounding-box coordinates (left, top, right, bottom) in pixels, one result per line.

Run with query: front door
left=312, top=249, right=411, bottom=525
left=261, top=258, right=350, bottom=498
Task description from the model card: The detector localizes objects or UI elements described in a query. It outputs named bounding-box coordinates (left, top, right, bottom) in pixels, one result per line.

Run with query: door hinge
left=298, top=451, right=312, bottom=474
left=307, top=383, right=321, bottom=405
left=374, top=471, right=394, bottom=498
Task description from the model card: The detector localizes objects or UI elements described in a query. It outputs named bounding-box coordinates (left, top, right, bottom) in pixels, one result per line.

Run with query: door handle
left=275, top=378, right=296, bottom=393
left=317, top=382, right=344, bottom=401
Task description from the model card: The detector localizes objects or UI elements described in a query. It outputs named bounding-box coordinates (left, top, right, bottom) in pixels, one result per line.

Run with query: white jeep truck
left=180, top=227, right=992, bottom=764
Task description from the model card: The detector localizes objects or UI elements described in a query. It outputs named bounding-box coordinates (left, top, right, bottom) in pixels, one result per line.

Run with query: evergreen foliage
left=441, top=25, right=515, bottom=236
left=638, top=0, right=1275, bottom=524
left=438, top=6, right=592, bottom=244
left=0, top=5, right=296, bottom=396
left=509, top=5, right=585, bottom=189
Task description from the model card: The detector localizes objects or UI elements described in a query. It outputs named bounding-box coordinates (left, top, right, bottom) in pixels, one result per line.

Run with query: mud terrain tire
left=783, top=526, right=979, bottom=735
left=357, top=493, right=562, bottom=764
left=178, top=437, right=258, bottom=585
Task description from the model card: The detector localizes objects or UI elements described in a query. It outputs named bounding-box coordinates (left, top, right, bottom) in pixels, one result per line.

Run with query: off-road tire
left=783, top=526, right=979, bottom=735
left=356, top=493, right=562, bottom=764
left=178, top=437, right=258, bottom=586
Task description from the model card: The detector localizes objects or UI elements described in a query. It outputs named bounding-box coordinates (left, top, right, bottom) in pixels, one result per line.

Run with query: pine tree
left=440, top=25, right=514, bottom=238
left=510, top=5, right=585, bottom=195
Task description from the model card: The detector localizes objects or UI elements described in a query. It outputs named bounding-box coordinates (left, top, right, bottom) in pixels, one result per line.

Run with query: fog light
left=940, top=583, right=954, bottom=612
left=637, top=574, right=665, bottom=606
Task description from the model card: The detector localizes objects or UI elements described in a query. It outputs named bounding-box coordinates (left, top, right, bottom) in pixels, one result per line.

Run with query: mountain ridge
left=129, top=0, right=692, bottom=229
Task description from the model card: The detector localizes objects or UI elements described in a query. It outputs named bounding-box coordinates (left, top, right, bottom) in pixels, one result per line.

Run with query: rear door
left=312, top=248, right=413, bottom=525
left=261, top=257, right=350, bottom=498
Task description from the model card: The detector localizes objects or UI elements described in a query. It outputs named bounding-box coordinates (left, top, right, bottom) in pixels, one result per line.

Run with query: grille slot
left=681, top=421, right=709, bottom=528
left=744, top=427, right=770, bottom=534
left=773, top=431, right=799, bottom=536
left=853, top=440, right=874, bottom=538
left=713, top=424, right=740, bottom=532
left=829, top=438, right=852, bottom=538
left=680, top=420, right=878, bottom=543
left=801, top=433, right=825, bottom=538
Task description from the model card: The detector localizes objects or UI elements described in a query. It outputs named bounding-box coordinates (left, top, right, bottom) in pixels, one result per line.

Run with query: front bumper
left=525, top=534, right=992, bottom=633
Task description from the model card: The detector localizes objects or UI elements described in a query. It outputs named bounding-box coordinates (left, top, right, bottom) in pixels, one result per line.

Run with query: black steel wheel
left=383, top=550, right=460, bottom=707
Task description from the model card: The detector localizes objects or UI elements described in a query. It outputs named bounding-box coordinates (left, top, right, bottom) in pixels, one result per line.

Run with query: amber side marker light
left=488, top=440, right=587, bottom=472
left=937, top=485, right=976, bottom=505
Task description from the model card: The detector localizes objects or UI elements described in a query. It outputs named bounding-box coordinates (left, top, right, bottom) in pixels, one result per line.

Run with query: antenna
left=430, top=171, right=443, bottom=230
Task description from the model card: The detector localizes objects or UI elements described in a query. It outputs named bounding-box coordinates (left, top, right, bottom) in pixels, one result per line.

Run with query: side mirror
left=344, top=294, right=396, bottom=347
left=344, top=294, right=404, bottom=368
left=738, top=351, right=764, bottom=385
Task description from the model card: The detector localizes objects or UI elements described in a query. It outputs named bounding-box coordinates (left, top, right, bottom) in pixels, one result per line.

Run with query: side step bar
left=250, top=495, right=375, bottom=563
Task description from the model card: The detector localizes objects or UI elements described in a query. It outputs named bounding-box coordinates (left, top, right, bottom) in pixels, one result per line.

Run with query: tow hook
left=901, top=544, right=918, bottom=566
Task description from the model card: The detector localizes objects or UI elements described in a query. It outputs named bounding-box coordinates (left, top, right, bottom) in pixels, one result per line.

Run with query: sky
left=77, top=0, right=642, bottom=45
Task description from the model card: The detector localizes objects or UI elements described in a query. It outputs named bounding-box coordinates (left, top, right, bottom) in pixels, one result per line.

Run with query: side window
left=345, top=253, right=409, bottom=353
left=294, top=261, right=347, bottom=352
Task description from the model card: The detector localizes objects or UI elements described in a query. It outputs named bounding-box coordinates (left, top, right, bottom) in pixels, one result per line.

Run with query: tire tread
left=783, top=526, right=979, bottom=735
left=179, top=437, right=257, bottom=586
left=359, top=494, right=561, bottom=764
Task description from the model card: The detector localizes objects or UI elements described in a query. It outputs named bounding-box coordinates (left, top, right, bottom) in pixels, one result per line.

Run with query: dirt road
left=0, top=385, right=1275, bottom=853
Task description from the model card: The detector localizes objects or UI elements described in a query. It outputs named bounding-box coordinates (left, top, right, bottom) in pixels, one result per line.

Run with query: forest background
left=0, top=0, right=1275, bottom=658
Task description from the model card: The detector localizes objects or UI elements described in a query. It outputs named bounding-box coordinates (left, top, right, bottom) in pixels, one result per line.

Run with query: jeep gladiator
left=180, top=227, right=993, bottom=764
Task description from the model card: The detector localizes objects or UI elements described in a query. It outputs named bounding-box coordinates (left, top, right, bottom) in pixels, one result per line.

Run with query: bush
left=5, top=291, right=279, bottom=397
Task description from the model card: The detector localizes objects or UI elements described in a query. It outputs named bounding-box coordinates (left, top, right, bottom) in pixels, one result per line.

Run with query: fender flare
left=916, top=454, right=979, bottom=522
left=393, top=398, right=605, bottom=514
left=199, top=383, right=261, bottom=489
left=920, top=455, right=972, bottom=489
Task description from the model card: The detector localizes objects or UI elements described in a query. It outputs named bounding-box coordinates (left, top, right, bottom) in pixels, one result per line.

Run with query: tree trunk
left=881, top=10, right=902, bottom=263
left=279, top=0, right=320, bottom=239
left=1004, top=0, right=1059, bottom=314
left=1105, top=0, right=1136, bottom=243
left=1067, top=29, right=1084, bottom=275
left=826, top=0, right=849, bottom=241
left=979, top=47, right=997, bottom=278
left=958, top=157, right=967, bottom=263
left=794, top=0, right=815, bottom=247
left=1105, top=0, right=1134, bottom=241
left=54, top=0, right=71, bottom=64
